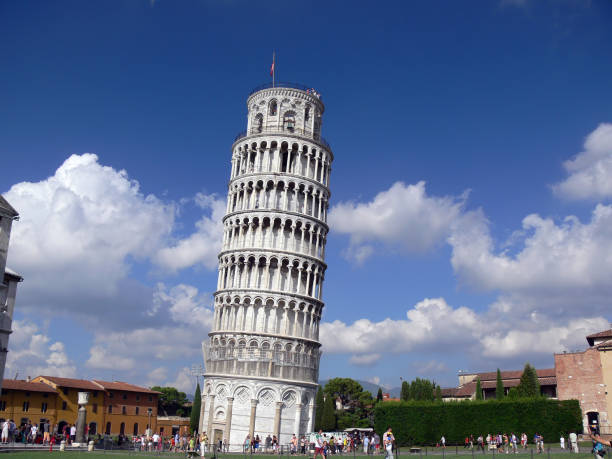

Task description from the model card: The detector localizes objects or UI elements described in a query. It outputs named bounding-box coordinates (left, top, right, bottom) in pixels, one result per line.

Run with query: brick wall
left=555, top=348, right=607, bottom=433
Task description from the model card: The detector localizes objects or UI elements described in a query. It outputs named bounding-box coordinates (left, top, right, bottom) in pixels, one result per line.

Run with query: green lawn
left=0, top=451, right=601, bottom=459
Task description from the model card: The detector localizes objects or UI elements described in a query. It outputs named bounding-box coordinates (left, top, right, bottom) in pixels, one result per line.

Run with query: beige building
left=555, top=328, right=612, bottom=435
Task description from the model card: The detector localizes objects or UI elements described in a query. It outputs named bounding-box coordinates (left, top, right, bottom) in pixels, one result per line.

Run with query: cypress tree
left=495, top=368, right=504, bottom=400
left=435, top=385, right=442, bottom=402
left=517, top=363, right=541, bottom=398
left=315, top=387, right=324, bottom=430
left=377, top=387, right=383, bottom=402
left=400, top=381, right=410, bottom=401
left=475, top=377, right=483, bottom=400
left=321, top=394, right=336, bottom=431
left=190, top=382, right=201, bottom=434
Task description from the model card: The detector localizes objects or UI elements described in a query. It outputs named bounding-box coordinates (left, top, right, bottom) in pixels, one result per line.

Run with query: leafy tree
left=516, top=363, right=541, bottom=398
left=322, top=378, right=374, bottom=429
left=475, top=377, right=483, bottom=400
left=377, top=388, right=383, bottom=402
left=435, top=385, right=442, bottom=402
left=151, top=386, right=190, bottom=416
left=190, top=382, right=201, bottom=433
left=314, top=387, right=324, bottom=430
left=321, top=394, right=336, bottom=430
left=408, top=378, right=435, bottom=401
left=495, top=369, right=504, bottom=400
left=400, top=381, right=410, bottom=401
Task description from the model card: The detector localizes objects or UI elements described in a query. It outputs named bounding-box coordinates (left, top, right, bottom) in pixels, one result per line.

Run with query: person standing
left=364, top=434, right=370, bottom=454
left=441, top=436, right=446, bottom=449
left=384, top=428, right=395, bottom=459
left=560, top=435, right=565, bottom=450
left=313, top=430, right=325, bottom=459
left=569, top=432, right=579, bottom=453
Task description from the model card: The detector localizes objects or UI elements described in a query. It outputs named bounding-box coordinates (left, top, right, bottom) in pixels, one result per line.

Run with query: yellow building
left=33, top=376, right=106, bottom=435
left=92, top=380, right=159, bottom=436
left=0, top=379, right=57, bottom=428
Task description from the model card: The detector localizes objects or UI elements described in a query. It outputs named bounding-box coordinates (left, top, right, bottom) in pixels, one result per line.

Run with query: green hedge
left=374, top=398, right=582, bottom=446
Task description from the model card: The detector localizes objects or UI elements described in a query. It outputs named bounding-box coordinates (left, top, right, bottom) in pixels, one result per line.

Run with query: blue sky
left=1, top=0, right=611, bottom=393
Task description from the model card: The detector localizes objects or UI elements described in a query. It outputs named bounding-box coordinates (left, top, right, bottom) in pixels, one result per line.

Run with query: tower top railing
left=234, top=126, right=331, bottom=151
left=249, top=82, right=322, bottom=100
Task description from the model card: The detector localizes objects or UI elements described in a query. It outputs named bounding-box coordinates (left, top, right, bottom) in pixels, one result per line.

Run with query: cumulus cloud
left=86, top=346, right=136, bottom=371
left=329, top=181, right=467, bottom=263
left=449, top=204, right=612, bottom=317
left=154, top=193, right=225, bottom=272
left=553, top=123, right=612, bottom=200
left=320, top=297, right=608, bottom=367
left=6, top=320, right=76, bottom=378
left=166, top=367, right=196, bottom=394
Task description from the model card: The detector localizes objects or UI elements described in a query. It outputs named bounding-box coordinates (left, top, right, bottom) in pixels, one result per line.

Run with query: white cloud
left=553, top=123, right=612, bottom=200
left=413, top=360, right=447, bottom=375
left=152, top=283, right=214, bottom=328
left=321, top=297, right=608, bottom=366
left=147, top=367, right=168, bottom=386
left=449, top=204, right=612, bottom=317
left=349, top=353, right=381, bottom=366
left=321, top=298, right=481, bottom=355
left=329, top=181, right=466, bottom=263
left=166, top=367, right=196, bottom=395
left=6, top=320, right=76, bottom=378
left=86, top=346, right=136, bottom=371
left=154, top=193, right=225, bottom=272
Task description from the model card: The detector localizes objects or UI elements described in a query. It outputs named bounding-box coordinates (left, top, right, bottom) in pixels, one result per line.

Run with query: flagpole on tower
left=271, top=51, right=275, bottom=87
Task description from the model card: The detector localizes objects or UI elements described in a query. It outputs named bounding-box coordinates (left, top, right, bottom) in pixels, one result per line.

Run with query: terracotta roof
left=0, top=195, right=18, bottom=218
left=2, top=379, right=57, bottom=393
left=93, top=380, right=160, bottom=394
left=587, top=328, right=612, bottom=346
left=465, top=368, right=555, bottom=382
left=440, top=387, right=458, bottom=397
left=455, top=381, right=477, bottom=397
left=35, top=376, right=103, bottom=391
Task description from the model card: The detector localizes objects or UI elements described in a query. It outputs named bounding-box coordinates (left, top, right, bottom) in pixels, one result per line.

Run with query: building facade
left=0, top=195, right=22, bottom=392
left=442, top=368, right=557, bottom=401
left=201, top=83, right=333, bottom=449
left=555, top=328, right=612, bottom=435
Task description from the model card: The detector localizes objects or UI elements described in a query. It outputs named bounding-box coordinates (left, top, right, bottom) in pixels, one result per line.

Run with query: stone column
left=248, top=399, right=258, bottom=438
left=306, top=400, right=314, bottom=433
left=198, top=389, right=207, bottom=434
left=207, top=394, right=216, bottom=439
left=75, top=391, right=89, bottom=444
left=224, top=397, right=234, bottom=444
left=294, top=403, right=303, bottom=436
left=273, top=401, right=282, bottom=440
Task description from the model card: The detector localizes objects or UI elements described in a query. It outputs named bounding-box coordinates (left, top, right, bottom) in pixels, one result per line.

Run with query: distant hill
left=319, top=379, right=401, bottom=398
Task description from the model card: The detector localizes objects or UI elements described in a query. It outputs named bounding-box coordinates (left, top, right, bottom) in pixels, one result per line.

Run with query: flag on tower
left=270, top=52, right=275, bottom=77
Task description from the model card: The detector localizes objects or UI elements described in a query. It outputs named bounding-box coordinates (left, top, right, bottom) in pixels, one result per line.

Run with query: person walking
left=569, top=432, right=579, bottom=453
left=384, top=428, right=395, bottom=459
left=313, top=430, right=325, bottom=459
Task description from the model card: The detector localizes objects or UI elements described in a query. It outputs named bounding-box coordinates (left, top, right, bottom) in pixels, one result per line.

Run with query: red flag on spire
left=270, top=52, right=275, bottom=77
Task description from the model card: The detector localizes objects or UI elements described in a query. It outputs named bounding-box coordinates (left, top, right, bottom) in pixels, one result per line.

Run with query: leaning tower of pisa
left=201, top=83, right=332, bottom=449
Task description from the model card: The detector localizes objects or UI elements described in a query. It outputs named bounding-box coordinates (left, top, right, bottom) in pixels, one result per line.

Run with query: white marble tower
left=201, top=83, right=332, bottom=449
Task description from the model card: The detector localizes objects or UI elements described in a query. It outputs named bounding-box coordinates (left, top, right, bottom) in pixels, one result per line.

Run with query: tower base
left=202, top=375, right=316, bottom=451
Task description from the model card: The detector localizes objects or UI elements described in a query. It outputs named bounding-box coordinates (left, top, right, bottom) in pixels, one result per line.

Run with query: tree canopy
left=495, top=369, right=504, bottom=400
left=322, top=378, right=373, bottom=429
left=314, top=387, right=324, bottom=431
left=399, top=377, right=439, bottom=402
left=190, top=383, right=201, bottom=433
left=151, top=386, right=190, bottom=416
left=475, top=377, right=483, bottom=400
left=516, top=363, right=541, bottom=398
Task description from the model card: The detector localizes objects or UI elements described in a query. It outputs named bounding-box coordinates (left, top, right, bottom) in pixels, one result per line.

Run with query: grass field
left=0, top=451, right=601, bottom=459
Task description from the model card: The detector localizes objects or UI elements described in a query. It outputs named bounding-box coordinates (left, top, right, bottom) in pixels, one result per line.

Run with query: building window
left=62, top=401, right=67, bottom=410
left=108, top=405, right=113, bottom=414
left=0, top=390, right=7, bottom=396
left=92, top=403, right=98, bottom=414
left=25, top=392, right=30, bottom=397
left=105, top=422, right=111, bottom=435
left=305, top=106, right=311, bottom=121
left=63, top=388, right=69, bottom=395
left=122, top=394, right=127, bottom=400
left=22, top=401, right=29, bottom=412
left=269, top=100, right=277, bottom=116
left=119, top=422, right=125, bottom=436
left=122, top=406, right=126, bottom=415
left=41, top=403, right=48, bottom=413
left=109, top=392, right=114, bottom=399
left=93, top=391, right=98, bottom=398
left=135, top=407, right=139, bottom=415
left=0, top=401, right=6, bottom=411
left=148, top=395, right=152, bottom=402
left=43, top=393, right=49, bottom=398
left=135, top=395, right=140, bottom=402
left=89, top=422, right=97, bottom=435
left=133, top=423, right=138, bottom=436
